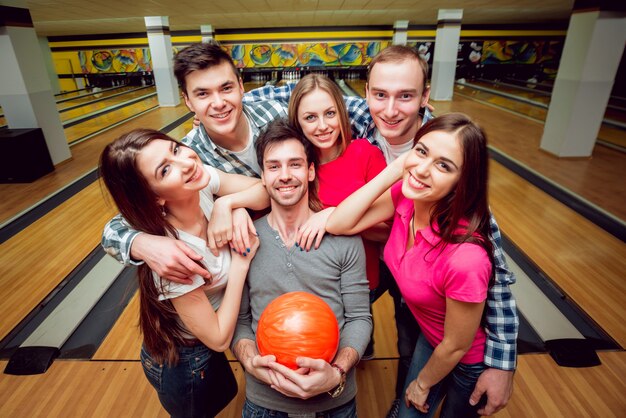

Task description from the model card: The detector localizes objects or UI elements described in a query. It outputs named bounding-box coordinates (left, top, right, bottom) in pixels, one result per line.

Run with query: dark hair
left=413, top=113, right=494, bottom=281
left=173, top=42, right=239, bottom=94
left=367, top=44, right=429, bottom=92
left=288, top=73, right=352, bottom=158
left=99, top=129, right=191, bottom=365
left=255, top=118, right=324, bottom=212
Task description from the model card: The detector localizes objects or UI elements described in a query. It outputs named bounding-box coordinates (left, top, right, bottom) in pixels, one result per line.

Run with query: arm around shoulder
left=102, top=214, right=141, bottom=265
left=326, top=158, right=403, bottom=235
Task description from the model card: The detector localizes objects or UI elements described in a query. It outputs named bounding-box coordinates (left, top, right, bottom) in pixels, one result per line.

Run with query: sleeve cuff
left=484, top=340, right=517, bottom=371
left=124, top=231, right=145, bottom=266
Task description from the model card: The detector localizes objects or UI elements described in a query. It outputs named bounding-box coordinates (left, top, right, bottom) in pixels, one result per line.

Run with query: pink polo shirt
left=383, top=181, right=491, bottom=364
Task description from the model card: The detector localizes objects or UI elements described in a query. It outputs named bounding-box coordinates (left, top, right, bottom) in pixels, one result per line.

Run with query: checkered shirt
left=102, top=100, right=287, bottom=265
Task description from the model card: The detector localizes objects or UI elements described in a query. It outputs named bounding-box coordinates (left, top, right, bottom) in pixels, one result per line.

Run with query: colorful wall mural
left=73, top=42, right=391, bottom=75
left=78, top=48, right=152, bottom=73
left=480, top=40, right=562, bottom=65
left=456, top=40, right=564, bottom=80
left=223, top=41, right=392, bottom=68
left=65, top=39, right=563, bottom=79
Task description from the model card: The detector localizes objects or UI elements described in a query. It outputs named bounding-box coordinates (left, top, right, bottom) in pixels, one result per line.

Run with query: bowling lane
left=59, top=87, right=156, bottom=122
left=64, top=94, right=160, bottom=144
left=453, top=84, right=625, bottom=148
left=56, top=85, right=142, bottom=110
left=0, top=87, right=146, bottom=128
left=53, top=88, right=92, bottom=100
left=470, top=79, right=551, bottom=105
left=454, top=83, right=548, bottom=120
left=245, top=81, right=267, bottom=90
left=478, top=79, right=626, bottom=125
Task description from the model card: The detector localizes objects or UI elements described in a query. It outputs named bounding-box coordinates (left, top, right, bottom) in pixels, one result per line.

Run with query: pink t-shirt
left=317, top=139, right=387, bottom=289
left=383, top=181, right=491, bottom=364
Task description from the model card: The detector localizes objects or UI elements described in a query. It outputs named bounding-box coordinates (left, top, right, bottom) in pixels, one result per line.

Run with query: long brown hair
left=99, top=129, right=191, bottom=364
left=288, top=73, right=352, bottom=159
left=413, top=113, right=494, bottom=279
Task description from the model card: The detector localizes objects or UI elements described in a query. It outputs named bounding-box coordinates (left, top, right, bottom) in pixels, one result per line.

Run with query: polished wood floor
left=2, top=354, right=625, bottom=418
left=455, top=83, right=626, bottom=149
left=0, top=81, right=624, bottom=417
left=58, top=87, right=156, bottom=122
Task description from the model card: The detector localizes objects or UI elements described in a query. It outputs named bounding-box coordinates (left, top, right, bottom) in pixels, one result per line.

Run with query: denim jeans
left=241, top=397, right=357, bottom=418
left=141, top=343, right=237, bottom=418
left=375, top=260, right=421, bottom=399
left=399, top=334, right=485, bottom=418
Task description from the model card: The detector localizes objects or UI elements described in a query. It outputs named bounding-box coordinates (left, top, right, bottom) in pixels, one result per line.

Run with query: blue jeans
left=242, top=398, right=357, bottom=418
left=399, top=334, right=485, bottom=418
left=141, top=344, right=237, bottom=418
left=374, top=260, right=421, bottom=399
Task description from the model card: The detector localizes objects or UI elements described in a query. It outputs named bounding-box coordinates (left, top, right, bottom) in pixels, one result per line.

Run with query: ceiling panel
left=24, top=0, right=574, bottom=37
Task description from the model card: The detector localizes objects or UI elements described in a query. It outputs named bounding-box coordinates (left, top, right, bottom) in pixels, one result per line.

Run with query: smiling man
left=360, top=47, right=431, bottom=162
left=232, top=119, right=371, bottom=417
left=102, top=43, right=286, bottom=280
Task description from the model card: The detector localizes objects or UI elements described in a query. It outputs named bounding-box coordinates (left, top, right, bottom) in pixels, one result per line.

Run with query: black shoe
left=361, top=339, right=374, bottom=360
left=385, top=399, right=401, bottom=418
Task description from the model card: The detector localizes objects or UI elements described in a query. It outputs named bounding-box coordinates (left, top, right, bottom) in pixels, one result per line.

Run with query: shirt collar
left=395, top=195, right=441, bottom=247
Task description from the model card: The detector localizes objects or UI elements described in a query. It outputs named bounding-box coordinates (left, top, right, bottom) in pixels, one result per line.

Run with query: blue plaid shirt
left=101, top=100, right=287, bottom=265
left=245, top=83, right=518, bottom=370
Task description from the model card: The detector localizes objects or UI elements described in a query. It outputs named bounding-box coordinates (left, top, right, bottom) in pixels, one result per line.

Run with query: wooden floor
left=0, top=81, right=625, bottom=417
left=1, top=354, right=625, bottom=418
left=56, top=86, right=141, bottom=111
left=1, top=292, right=625, bottom=418
left=455, top=83, right=626, bottom=149
left=58, top=87, right=156, bottom=122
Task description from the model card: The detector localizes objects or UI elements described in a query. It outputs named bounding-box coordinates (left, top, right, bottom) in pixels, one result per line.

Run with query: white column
left=38, top=36, right=61, bottom=95
left=201, top=25, right=215, bottom=43
left=540, top=6, right=626, bottom=157
left=392, top=20, right=409, bottom=45
left=430, top=9, right=463, bottom=101
left=144, top=16, right=180, bottom=107
left=0, top=1, right=70, bottom=164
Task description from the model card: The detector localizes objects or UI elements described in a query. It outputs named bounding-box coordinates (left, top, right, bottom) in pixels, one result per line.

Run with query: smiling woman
left=135, top=139, right=212, bottom=205
left=327, top=113, right=495, bottom=418
left=286, top=74, right=387, bottom=293
left=98, top=128, right=270, bottom=417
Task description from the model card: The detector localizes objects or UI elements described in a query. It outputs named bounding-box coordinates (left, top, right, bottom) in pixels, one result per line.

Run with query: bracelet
left=327, top=363, right=346, bottom=398
left=331, top=363, right=346, bottom=377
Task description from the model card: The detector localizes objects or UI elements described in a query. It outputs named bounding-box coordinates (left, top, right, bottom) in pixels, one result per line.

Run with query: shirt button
left=287, top=263, right=292, bottom=268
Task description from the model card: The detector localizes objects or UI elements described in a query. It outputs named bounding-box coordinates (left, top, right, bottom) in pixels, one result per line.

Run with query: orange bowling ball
left=256, top=291, right=340, bottom=369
